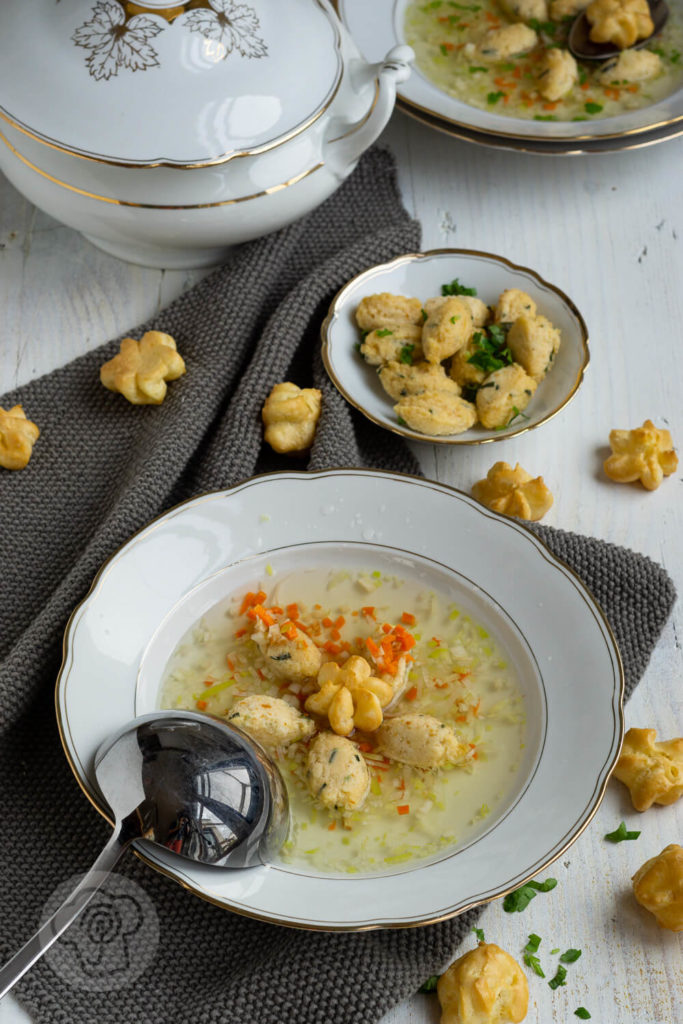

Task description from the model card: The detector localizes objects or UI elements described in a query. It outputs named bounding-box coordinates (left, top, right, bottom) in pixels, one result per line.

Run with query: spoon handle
left=0, top=826, right=130, bottom=999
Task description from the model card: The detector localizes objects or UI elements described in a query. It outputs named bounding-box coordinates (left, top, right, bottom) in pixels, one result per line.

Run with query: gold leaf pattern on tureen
left=72, top=0, right=266, bottom=81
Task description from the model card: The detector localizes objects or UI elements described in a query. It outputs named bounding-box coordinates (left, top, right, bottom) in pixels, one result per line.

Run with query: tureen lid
left=0, top=0, right=343, bottom=166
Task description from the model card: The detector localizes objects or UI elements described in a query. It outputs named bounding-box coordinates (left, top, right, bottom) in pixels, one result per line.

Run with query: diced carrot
left=512, top=66, right=521, bottom=79
left=435, top=682, right=449, bottom=690
left=286, top=603, right=299, bottom=619
left=282, top=623, right=298, bottom=640
left=239, top=590, right=267, bottom=614
left=542, top=102, right=557, bottom=111
left=397, top=805, right=410, bottom=815
left=269, top=606, right=283, bottom=615
left=401, top=612, right=416, bottom=626
left=226, top=656, right=235, bottom=671
left=328, top=821, right=337, bottom=831
left=366, top=637, right=380, bottom=658
left=580, top=81, right=590, bottom=90
left=195, top=699, right=208, bottom=711
left=234, top=627, right=248, bottom=638
left=329, top=628, right=341, bottom=641
left=473, top=699, right=481, bottom=717
left=457, top=671, right=470, bottom=682
left=203, top=678, right=214, bottom=687
left=257, top=668, right=266, bottom=680
left=322, top=616, right=334, bottom=628
left=627, top=84, right=638, bottom=93
left=456, top=714, right=467, bottom=723
left=405, top=686, right=418, bottom=702
left=323, top=641, right=341, bottom=655
left=334, top=616, right=346, bottom=629
left=357, top=742, right=373, bottom=753
left=361, top=606, right=376, bottom=620
left=382, top=623, right=392, bottom=634
left=340, top=641, right=352, bottom=653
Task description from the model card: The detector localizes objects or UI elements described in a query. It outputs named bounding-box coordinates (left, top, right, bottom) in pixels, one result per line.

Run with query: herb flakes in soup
left=159, top=567, right=526, bottom=874
left=405, top=0, right=683, bottom=122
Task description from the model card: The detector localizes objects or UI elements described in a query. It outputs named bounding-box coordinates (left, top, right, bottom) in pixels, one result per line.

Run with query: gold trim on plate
left=320, top=249, right=590, bottom=446
left=55, top=469, right=623, bottom=932
left=0, top=129, right=323, bottom=209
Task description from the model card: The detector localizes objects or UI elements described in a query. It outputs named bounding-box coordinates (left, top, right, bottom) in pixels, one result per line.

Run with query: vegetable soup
left=159, top=563, right=529, bottom=875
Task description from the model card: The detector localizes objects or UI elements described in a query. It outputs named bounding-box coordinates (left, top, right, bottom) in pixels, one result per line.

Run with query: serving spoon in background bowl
left=568, top=0, right=669, bottom=60
left=0, top=711, right=289, bottom=999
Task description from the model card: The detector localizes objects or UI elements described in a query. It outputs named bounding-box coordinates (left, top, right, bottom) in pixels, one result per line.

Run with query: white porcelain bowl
left=321, top=248, right=590, bottom=445
left=56, top=470, right=622, bottom=930
left=0, top=1, right=413, bottom=268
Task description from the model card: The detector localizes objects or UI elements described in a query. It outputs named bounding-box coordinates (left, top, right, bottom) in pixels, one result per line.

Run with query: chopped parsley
left=467, top=326, right=513, bottom=375
left=399, top=343, right=416, bottom=365
left=534, top=114, right=557, bottom=121
left=560, top=948, right=582, bottom=964
left=375, top=328, right=394, bottom=337
left=449, top=2, right=482, bottom=9
left=472, top=927, right=486, bottom=942
left=605, top=821, right=641, bottom=843
left=469, top=65, right=488, bottom=73
left=503, top=877, right=557, bottom=913
left=584, top=102, right=604, bottom=114
left=523, top=933, right=545, bottom=976
left=450, top=315, right=460, bottom=323
left=495, top=404, right=530, bottom=431
left=550, top=948, right=560, bottom=955
left=529, top=18, right=557, bottom=35
left=524, top=953, right=545, bottom=977
left=575, top=1009, right=591, bottom=1020
left=397, top=415, right=408, bottom=427
left=548, top=964, right=568, bottom=990
left=421, top=307, right=428, bottom=323
left=440, top=43, right=448, bottom=56
left=419, top=975, right=440, bottom=993
left=487, top=90, right=505, bottom=105
left=441, top=278, right=477, bottom=296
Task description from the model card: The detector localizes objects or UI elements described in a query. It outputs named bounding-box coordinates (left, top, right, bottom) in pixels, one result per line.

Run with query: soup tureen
left=0, top=1, right=413, bottom=268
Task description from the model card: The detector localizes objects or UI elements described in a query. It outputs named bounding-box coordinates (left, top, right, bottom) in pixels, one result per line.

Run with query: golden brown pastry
left=613, top=728, right=683, bottom=811
left=437, top=942, right=529, bottom=1024
left=261, top=382, right=322, bottom=454
left=100, top=330, right=186, bottom=405
left=586, top=0, right=654, bottom=50
left=604, top=419, right=678, bottom=490
left=0, top=405, right=40, bottom=470
left=632, top=844, right=683, bottom=932
left=471, top=462, right=553, bottom=522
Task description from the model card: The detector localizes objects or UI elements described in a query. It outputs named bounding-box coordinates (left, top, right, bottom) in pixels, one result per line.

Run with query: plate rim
left=320, top=248, right=590, bottom=446
left=55, top=468, right=624, bottom=931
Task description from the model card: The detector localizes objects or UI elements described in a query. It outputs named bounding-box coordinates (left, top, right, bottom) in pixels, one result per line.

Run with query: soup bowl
left=57, top=469, right=622, bottom=929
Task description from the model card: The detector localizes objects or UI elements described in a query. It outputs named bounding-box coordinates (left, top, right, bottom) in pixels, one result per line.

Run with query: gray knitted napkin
left=0, top=148, right=675, bottom=1024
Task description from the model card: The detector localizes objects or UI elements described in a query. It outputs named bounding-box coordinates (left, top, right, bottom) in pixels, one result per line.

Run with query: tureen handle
left=326, top=45, right=414, bottom=178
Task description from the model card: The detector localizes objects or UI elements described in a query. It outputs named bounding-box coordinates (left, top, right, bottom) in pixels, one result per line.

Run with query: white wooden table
left=1, top=115, right=681, bottom=1024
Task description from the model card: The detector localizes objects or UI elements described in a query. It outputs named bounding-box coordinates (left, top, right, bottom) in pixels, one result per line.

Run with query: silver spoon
left=0, top=710, right=289, bottom=999
left=568, top=0, right=668, bottom=61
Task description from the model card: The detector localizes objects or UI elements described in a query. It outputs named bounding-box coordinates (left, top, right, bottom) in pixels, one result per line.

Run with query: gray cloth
left=0, top=148, right=675, bottom=1024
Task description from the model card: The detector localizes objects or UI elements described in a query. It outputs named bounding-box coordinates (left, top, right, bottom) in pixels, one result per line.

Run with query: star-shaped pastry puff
left=0, top=405, right=40, bottom=470
left=604, top=419, right=678, bottom=490
left=471, top=461, right=553, bottom=522
left=100, top=331, right=185, bottom=405
left=613, top=727, right=683, bottom=811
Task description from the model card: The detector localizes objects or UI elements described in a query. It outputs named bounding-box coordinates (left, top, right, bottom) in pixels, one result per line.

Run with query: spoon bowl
left=95, top=711, right=290, bottom=869
left=0, top=711, right=289, bottom=998
left=568, top=0, right=669, bottom=61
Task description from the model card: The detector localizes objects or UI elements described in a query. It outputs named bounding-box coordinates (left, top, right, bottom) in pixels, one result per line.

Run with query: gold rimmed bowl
left=321, top=249, right=589, bottom=446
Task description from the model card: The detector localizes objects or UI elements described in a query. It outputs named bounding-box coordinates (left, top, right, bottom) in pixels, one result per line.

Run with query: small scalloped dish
left=321, top=249, right=589, bottom=445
